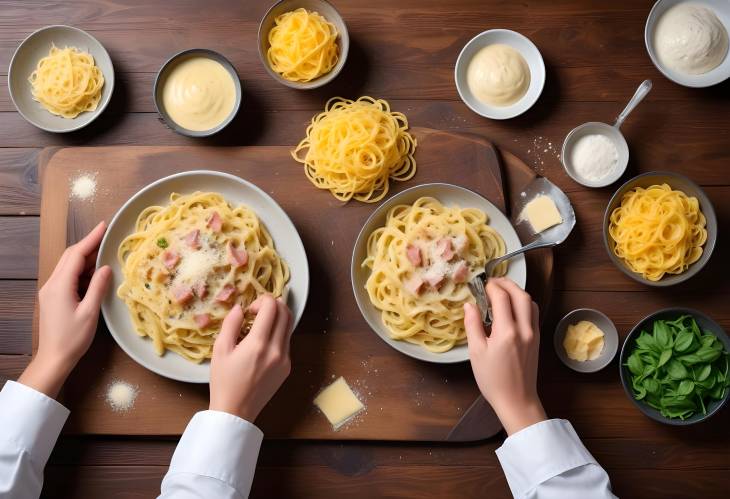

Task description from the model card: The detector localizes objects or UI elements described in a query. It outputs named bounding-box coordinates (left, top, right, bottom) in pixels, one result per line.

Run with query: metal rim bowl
left=257, top=0, right=349, bottom=89
left=602, top=171, right=717, bottom=287
left=619, top=307, right=730, bottom=425
left=153, top=48, right=242, bottom=138
left=553, top=308, right=619, bottom=373
left=560, top=122, right=629, bottom=188
left=8, top=25, right=115, bottom=133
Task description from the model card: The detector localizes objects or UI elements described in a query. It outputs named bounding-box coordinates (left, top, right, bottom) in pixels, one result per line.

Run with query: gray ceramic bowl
left=153, top=49, right=242, bottom=138
left=619, top=308, right=730, bottom=425
left=8, top=25, right=114, bottom=133
left=258, top=0, right=349, bottom=89
left=554, top=308, right=619, bottom=373
left=603, top=171, right=717, bottom=287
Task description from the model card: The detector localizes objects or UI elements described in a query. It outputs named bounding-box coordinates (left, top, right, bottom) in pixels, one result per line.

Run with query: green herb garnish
left=625, top=315, right=729, bottom=420
left=156, top=238, right=168, bottom=249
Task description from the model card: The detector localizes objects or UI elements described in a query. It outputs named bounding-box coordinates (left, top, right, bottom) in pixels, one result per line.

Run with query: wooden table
left=0, top=0, right=728, bottom=497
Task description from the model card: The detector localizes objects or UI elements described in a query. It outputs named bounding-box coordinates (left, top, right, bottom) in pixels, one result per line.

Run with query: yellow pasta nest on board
left=292, top=96, right=417, bottom=203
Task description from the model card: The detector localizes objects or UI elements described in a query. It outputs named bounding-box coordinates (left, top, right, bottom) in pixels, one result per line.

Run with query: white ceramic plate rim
left=97, top=170, right=310, bottom=383
left=351, top=183, right=527, bottom=364
left=644, top=0, right=730, bottom=88
left=8, top=25, right=115, bottom=133
left=454, top=29, right=546, bottom=120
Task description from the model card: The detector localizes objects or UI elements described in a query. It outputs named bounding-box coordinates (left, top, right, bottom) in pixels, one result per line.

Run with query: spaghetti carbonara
left=267, top=8, right=339, bottom=82
left=117, top=192, right=289, bottom=363
left=292, top=96, right=417, bottom=203
left=608, top=184, right=707, bottom=281
left=28, top=45, right=104, bottom=118
left=362, top=197, right=507, bottom=353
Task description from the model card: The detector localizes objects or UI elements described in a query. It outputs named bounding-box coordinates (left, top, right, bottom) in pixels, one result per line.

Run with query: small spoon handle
left=614, top=79, right=652, bottom=129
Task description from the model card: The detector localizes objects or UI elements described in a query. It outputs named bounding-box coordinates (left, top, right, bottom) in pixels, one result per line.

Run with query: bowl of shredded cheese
left=8, top=25, right=114, bottom=133
left=258, top=0, right=349, bottom=89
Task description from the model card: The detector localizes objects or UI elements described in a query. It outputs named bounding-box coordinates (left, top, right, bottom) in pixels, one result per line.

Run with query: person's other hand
left=209, top=294, right=293, bottom=423
left=19, top=222, right=112, bottom=398
left=463, top=277, right=546, bottom=435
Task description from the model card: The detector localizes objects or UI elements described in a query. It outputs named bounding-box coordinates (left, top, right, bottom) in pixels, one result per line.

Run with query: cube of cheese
left=313, top=377, right=364, bottom=429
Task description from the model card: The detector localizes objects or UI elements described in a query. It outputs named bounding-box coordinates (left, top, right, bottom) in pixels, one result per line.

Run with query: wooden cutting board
left=36, top=128, right=552, bottom=440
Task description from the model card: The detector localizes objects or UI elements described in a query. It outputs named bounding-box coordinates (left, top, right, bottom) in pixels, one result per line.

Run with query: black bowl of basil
left=619, top=308, right=730, bottom=425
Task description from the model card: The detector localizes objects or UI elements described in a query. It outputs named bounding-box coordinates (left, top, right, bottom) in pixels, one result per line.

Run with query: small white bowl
left=454, top=29, right=545, bottom=120
left=8, top=25, right=114, bottom=133
left=561, top=122, right=629, bottom=188
left=645, top=0, right=730, bottom=88
left=554, top=308, right=619, bottom=373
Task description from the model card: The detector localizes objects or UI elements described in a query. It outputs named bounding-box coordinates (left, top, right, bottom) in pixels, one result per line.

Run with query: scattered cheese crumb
left=70, top=173, right=98, bottom=201
left=106, top=380, right=138, bottom=412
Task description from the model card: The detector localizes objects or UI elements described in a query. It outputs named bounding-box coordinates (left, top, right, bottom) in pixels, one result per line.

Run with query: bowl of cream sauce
left=646, top=0, right=730, bottom=87
left=154, top=48, right=242, bottom=137
left=454, top=29, right=545, bottom=120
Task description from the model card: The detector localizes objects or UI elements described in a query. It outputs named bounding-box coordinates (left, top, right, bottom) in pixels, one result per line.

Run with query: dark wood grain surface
left=0, top=0, right=728, bottom=497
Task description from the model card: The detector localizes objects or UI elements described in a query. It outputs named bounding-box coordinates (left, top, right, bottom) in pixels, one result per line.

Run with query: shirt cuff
left=0, top=380, right=70, bottom=467
left=167, top=410, right=263, bottom=497
left=496, top=419, right=597, bottom=498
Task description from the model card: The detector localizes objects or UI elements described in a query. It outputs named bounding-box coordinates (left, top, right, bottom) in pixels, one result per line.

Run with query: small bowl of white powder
left=561, top=122, right=628, bottom=188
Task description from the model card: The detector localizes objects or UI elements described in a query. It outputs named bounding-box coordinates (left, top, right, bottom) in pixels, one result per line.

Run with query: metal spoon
left=468, top=177, right=576, bottom=327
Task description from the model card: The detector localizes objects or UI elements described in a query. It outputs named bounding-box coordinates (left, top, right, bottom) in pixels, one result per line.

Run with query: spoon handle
left=614, top=79, right=652, bottom=129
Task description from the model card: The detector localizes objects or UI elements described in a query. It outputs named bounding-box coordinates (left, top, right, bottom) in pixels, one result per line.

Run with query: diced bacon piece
left=172, top=285, right=193, bottom=305
left=406, top=244, right=422, bottom=267
left=423, top=267, right=445, bottom=289
left=227, top=243, right=248, bottom=268
left=193, top=281, right=208, bottom=299
left=436, top=238, right=455, bottom=261
left=453, top=234, right=468, bottom=254
left=184, top=229, right=201, bottom=249
left=207, top=211, right=223, bottom=232
left=404, top=275, right=424, bottom=296
left=215, top=284, right=236, bottom=303
left=193, top=313, right=212, bottom=328
left=162, top=250, right=180, bottom=270
left=452, top=261, right=469, bottom=283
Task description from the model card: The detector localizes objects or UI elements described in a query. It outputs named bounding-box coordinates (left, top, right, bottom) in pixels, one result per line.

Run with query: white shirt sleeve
left=496, top=419, right=617, bottom=499
left=0, top=380, right=70, bottom=499
left=159, top=410, right=263, bottom=499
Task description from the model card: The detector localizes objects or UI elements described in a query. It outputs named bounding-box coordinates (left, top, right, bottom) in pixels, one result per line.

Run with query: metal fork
left=468, top=239, right=555, bottom=327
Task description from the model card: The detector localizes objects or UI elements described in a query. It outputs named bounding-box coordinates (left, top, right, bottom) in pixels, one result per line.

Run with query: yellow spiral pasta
left=117, top=192, right=289, bottom=363
left=266, top=8, right=339, bottom=82
left=362, top=197, right=507, bottom=353
left=608, top=184, right=707, bottom=281
left=292, top=96, right=417, bottom=203
left=28, top=45, right=104, bottom=119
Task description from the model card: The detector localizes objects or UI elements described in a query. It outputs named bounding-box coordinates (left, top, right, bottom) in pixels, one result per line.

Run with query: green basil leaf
left=678, top=353, right=702, bottom=365
left=677, top=380, right=695, bottom=396
left=667, top=359, right=689, bottom=380
left=658, top=349, right=672, bottom=367
left=627, top=354, right=644, bottom=376
left=674, top=330, right=694, bottom=352
left=633, top=384, right=647, bottom=400
left=643, top=378, right=660, bottom=395
left=695, top=364, right=712, bottom=382
left=696, top=347, right=721, bottom=363
left=654, top=321, right=671, bottom=349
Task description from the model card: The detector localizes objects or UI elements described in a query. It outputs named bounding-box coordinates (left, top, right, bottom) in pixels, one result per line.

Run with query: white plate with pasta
left=97, top=171, right=309, bottom=383
left=8, top=25, right=114, bottom=133
left=351, top=183, right=527, bottom=363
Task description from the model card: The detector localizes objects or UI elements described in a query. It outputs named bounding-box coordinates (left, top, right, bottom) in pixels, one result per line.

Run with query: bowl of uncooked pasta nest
left=258, top=0, right=349, bottom=89
left=603, top=171, right=717, bottom=287
left=8, top=25, right=114, bottom=133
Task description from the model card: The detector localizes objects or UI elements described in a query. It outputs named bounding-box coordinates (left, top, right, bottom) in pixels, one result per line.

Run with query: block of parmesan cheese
left=313, top=377, right=364, bottom=429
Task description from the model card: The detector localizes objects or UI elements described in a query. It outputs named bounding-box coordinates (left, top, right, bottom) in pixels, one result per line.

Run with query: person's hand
left=463, top=277, right=546, bottom=435
left=19, top=222, right=112, bottom=399
left=209, top=294, right=293, bottom=423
